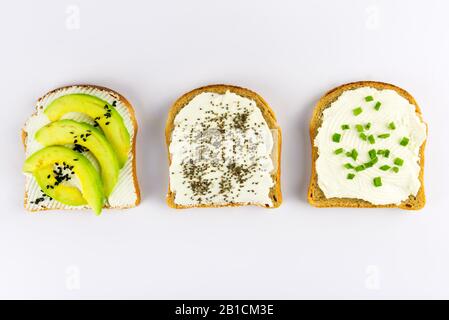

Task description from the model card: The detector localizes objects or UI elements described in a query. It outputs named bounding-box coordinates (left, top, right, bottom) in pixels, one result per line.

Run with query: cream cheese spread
left=24, top=86, right=138, bottom=210
left=169, top=91, right=275, bottom=206
left=314, top=87, right=427, bottom=205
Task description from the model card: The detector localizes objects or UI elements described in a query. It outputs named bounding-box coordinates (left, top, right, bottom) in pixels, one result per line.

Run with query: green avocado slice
left=35, top=119, right=120, bottom=197
left=44, top=94, right=131, bottom=167
left=34, top=165, right=87, bottom=206
left=23, top=146, right=104, bottom=215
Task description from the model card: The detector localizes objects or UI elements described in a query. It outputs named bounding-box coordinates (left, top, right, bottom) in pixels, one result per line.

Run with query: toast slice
left=22, top=84, right=141, bottom=213
left=166, top=84, right=282, bottom=208
left=308, top=81, right=427, bottom=210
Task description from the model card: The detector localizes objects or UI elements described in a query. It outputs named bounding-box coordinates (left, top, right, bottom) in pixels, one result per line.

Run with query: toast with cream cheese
left=166, top=84, right=282, bottom=208
left=22, top=85, right=140, bottom=214
left=308, top=81, right=427, bottom=209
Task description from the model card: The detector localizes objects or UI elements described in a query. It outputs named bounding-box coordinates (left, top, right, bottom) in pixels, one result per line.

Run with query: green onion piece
left=347, top=173, right=355, bottom=180
left=359, top=133, right=367, bottom=141
left=364, top=157, right=378, bottom=168
left=373, top=177, right=382, bottom=187
left=332, top=133, right=342, bottom=143
left=388, top=122, right=396, bottom=130
left=383, top=150, right=390, bottom=158
left=392, top=167, right=399, bottom=173
left=334, top=148, right=344, bottom=155
left=364, top=161, right=374, bottom=168
left=380, top=165, right=391, bottom=171
left=344, top=163, right=354, bottom=169
left=353, top=107, right=363, bottom=116
left=377, top=150, right=384, bottom=155
left=365, top=123, right=372, bottom=130
left=346, top=149, right=358, bottom=161
left=378, top=133, right=390, bottom=139
left=394, top=158, right=404, bottom=166
left=368, top=149, right=377, bottom=159
left=355, top=165, right=365, bottom=172
left=365, top=96, right=374, bottom=102
left=341, top=124, right=350, bottom=130
left=368, top=135, right=376, bottom=144
left=374, top=101, right=382, bottom=111
left=355, top=124, right=364, bottom=132
left=400, top=137, right=410, bottom=146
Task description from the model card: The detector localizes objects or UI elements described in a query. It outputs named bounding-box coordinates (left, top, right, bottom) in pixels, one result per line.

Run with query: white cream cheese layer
left=314, top=87, right=427, bottom=205
left=24, top=86, right=138, bottom=211
left=169, top=91, right=275, bottom=206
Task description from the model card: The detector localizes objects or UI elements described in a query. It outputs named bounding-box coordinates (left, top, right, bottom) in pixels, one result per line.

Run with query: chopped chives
left=388, top=122, right=396, bottom=130
left=368, top=135, right=376, bottom=144
left=392, top=167, right=400, bottom=173
left=332, top=133, right=342, bottom=143
left=344, top=163, right=354, bottom=169
left=374, top=101, right=382, bottom=111
left=355, top=124, right=364, bottom=132
left=373, top=177, right=382, bottom=187
left=346, top=149, right=358, bottom=161
left=400, top=137, right=410, bottom=146
left=364, top=158, right=378, bottom=168
left=365, top=122, right=372, bottom=130
left=380, top=165, right=391, bottom=171
left=378, top=133, right=390, bottom=139
left=353, top=107, right=363, bottom=116
left=365, top=96, right=374, bottom=102
left=368, top=149, right=377, bottom=159
left=394, top=158, right=404, bottom=166
left=359, top=133, right=367, bottom=141
left=383, top=150, right=390, bottom=158
left=355, top=165, right=365, bottom=172
left=347, top=173, right=355, bottom=180
left=341, top=124, right=350, bottom=130
left=364, top=161, right=374, bottom=168
left=334, top=148, right=344, bottom=155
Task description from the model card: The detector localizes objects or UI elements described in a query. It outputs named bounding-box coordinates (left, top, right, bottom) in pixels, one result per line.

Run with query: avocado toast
left=22, top=85, right=140, bottom=214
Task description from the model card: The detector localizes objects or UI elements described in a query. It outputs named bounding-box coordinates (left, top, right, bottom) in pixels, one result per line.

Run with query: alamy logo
left=188, top=128, right=264, bottom=163
left=65, top=265, right=81, bottom=291
left=65, top=5, right=81, bottom=30
left=365, top=6, right=381, bottom=30
left=365, top=265, right=381, bottom=290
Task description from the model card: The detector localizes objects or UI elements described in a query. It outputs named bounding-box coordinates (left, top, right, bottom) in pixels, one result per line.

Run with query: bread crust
left=22, top=84, right=141, bottom=212
left=165, top=84, right=282, bottom=209
left=308, top=81, right=427, bottom=210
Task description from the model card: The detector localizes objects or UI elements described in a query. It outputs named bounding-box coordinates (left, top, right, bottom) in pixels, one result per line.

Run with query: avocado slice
left=23, top=146, right=104, bottom=215
left=35, top=119, right=120, bottom=197
left=34, top=165, right=87, bottom=206
left=44, top=94, right=130, bottom=167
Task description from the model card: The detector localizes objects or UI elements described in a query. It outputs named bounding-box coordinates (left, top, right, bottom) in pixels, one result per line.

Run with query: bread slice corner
left=165, top=84, right=282, bottom=209
left=308, top=81, right=427, bottom=210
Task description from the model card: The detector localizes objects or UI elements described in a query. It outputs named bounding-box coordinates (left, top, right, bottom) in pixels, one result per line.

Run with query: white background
left=0, top=0, right=448, bottom=299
